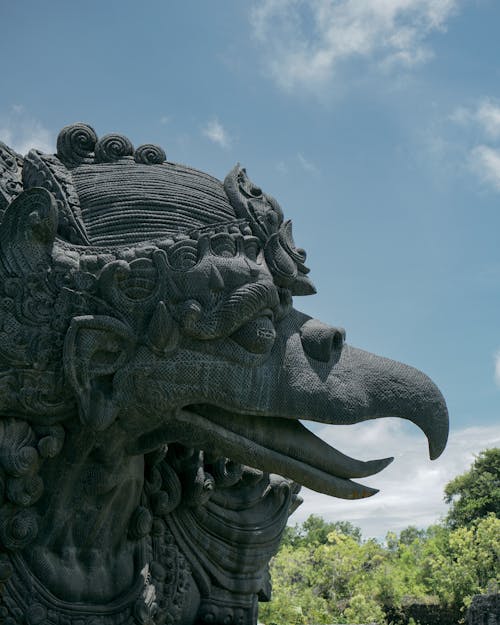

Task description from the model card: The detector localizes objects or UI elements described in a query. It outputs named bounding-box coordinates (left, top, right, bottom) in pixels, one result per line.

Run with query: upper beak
left=266, top=310, right=449, bottom=461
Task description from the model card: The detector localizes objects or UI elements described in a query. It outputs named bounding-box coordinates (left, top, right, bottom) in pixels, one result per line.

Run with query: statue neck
left=25, top=421, right=145, bottom=604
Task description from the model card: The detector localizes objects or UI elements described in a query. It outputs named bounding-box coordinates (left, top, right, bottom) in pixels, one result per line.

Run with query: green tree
left=444, top=448, right=500, bottom=528
left=421, top=514, right=500, bottom=610
left=281, top=514, right=362, bottom=547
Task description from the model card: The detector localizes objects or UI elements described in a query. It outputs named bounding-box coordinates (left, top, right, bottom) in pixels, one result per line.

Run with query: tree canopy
left=259, top=448, right=500, bottom=625
left=444, top=447, right=500, bottom=528
left=282, top=514, right=362, bottom=547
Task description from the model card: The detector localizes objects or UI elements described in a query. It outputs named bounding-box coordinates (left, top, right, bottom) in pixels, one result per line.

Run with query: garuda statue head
left=0, top=123, right=448, bottom=625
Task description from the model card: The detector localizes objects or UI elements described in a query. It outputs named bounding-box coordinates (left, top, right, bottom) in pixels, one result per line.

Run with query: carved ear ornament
left=0, top=187, right=58, bottom=277
left=224, top=165, right=316, bottom=296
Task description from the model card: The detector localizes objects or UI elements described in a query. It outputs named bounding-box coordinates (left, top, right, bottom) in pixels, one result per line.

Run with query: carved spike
left=147, top=301, right=178, bottom=352
left=209, top=265, right=224, bottom=292
left=291, top=274, right=317, bottom=296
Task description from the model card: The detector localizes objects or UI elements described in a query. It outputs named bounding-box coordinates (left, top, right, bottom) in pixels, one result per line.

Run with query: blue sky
left=1, top=0, right=500, bottom=537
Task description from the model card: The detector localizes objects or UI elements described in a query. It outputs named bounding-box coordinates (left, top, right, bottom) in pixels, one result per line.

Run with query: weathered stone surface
left=467, top=593, right=500, bottom=625
left=0, top=124, right=449, bottom=624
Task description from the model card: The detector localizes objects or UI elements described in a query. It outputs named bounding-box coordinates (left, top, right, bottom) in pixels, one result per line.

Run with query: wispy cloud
left=297, top=152, right=319, bottom=174
left=450, top=98, right=500, bottom=192
left=250, top=0, right=460, bottom=93
left=292, top=420, right=500, bottom=538
left=202, top=119, right=231, bottom=149
left=450, top=98, right=500, bottom=140
left=0, top=106, right=53, bottom=155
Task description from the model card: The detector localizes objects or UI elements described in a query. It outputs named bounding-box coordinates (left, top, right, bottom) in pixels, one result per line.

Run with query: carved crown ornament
left=0, top=123, right=448, bottom=625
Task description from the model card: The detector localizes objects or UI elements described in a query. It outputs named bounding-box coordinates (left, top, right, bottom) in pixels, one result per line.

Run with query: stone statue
left=0, top=123, right=448, bottom=625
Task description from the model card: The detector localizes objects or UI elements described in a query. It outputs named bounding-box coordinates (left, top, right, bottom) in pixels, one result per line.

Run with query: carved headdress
left=13, top=123, right=313, bottom=291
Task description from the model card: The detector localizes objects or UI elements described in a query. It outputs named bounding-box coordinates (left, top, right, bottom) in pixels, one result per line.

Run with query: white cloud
left=202, top=119, right=231, bottom=149
left=250, top=0, right=460, bottom=92
left=476, top=100, right=500, bottom=140
left=448, top=98, right=500, bottom=192
left=470, top=145, right=500, bottom=192
left=450, top=98, right=500, bottom=141
left=0, top=106, right=53, bottom=155
left=291, top=419, right=500, bottom=539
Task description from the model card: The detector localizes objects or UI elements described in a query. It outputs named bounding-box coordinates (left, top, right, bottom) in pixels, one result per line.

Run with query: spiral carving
left=56, top=123, right=97, bottom=166
left=0, top=504, right=38, bottom=550
left=95, top=133, right=134, bottom=162
left=134, top=143, right=166, bottom=164
left=3, top=445, right=38, bottom=478
left=169, top=240, right=199, bottom=270
left=25, top=603, right=48, bottom=625
left=128, top=505, right=153, bottom=540
left=37, top=425, right=65, bottom=459
left=0, top=419, right=39, bottom=477
left=157, top=461, right=182, bottom=514
left=211, top=458, right=244, bottom=488
left=6, top=474, right=44, bottom=507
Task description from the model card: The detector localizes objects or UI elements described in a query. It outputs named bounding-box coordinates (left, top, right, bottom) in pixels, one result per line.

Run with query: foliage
left=282, top=514, right=362, bottom=547
left=421, top=514, right=500, bottom=608
left=260, top=449, right=500, bottom=625
left=444, top=447, right=500, bottom=529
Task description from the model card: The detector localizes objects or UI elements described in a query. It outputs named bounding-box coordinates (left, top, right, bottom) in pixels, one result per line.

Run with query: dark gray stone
left=467, top=594, right=500, bottom=625
left=0, top=123, right=449, bottom=624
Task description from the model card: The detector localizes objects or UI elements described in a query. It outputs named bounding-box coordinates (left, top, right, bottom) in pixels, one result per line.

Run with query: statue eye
left=230, top=315, right=276, bottom=354
left=211, top=233, right=236, bottom=257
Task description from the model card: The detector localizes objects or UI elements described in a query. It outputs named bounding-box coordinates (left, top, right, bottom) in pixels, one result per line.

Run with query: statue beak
left=177, top=309, right=448, bottom=499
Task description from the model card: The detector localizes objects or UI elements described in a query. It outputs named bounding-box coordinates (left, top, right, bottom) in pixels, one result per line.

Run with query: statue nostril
left=332, top=328, right=346, bottom=351
left=300, top=319, right=346, bottom=362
